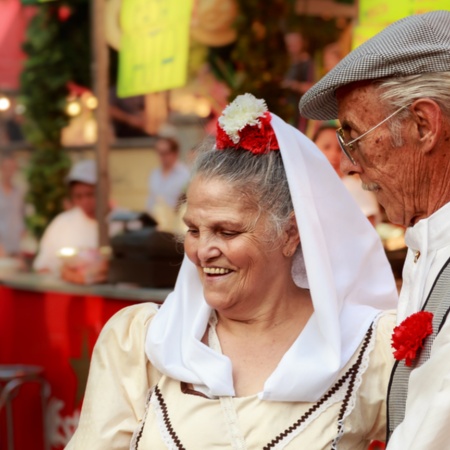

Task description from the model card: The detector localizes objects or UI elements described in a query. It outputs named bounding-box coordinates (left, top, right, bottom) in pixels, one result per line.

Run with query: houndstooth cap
left=299, top=10, right=450, bottom=120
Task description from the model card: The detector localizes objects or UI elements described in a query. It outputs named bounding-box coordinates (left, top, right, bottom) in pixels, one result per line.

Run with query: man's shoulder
left=47, top=208, right=90, bottom=230
left=53, top=207, right=83, bottom=221
left=174, top=162, right=190, bottom=177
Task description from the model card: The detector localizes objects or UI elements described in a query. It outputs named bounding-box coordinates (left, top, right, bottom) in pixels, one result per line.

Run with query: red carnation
left=216, top=124, right=235, bottom=149
left=391, top=311, right=433, bottom=366
left=216, top=111, right=279, bottom=154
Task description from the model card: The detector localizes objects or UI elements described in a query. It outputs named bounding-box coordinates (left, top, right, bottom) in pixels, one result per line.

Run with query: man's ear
left=409, top=99, right=442, bottom=154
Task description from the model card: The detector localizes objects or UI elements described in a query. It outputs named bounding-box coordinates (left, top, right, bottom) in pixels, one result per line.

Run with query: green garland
left=228, top=0, right=292, bottom=121
left=20, top=0, right=90, bottom=238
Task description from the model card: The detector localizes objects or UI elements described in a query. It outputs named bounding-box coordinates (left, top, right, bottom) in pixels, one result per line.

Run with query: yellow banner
left=352, top=23, right=386, bottom=49
left=413, top=1, right=450, bottom=14
left=118, top=0, right=193, bottom=98
left=359, top=0, right=413, bottom=24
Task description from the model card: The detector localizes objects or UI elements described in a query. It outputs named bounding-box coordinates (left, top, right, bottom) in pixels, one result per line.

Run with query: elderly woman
left=66, top=94, right=397, bottom=449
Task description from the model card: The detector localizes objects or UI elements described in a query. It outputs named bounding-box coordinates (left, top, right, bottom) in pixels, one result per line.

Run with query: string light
left=66, top=100, right=81, bottom=117
left=85, top=95, right=98, bottom=110
left=0, top=96, right=11, bottom=111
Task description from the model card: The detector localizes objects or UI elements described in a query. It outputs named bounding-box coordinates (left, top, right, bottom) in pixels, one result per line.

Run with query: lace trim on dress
left=332, top=314, right=381, bottom=448
left=135, top=313, right=377, bottom=449
left=263, top=324, right=375, bottom=450
left=150, top=385, right=186, bottom=450
left=130, top=388, right=154, bottom=450
left=220, top=396, right=248, bottom=450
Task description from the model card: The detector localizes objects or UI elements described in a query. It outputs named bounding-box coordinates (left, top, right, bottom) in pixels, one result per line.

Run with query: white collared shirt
left=388, top=201, right=450, bottom=449
left=146, top=162, right=190, bottom=214
left=397, top=201, right=450, bottom=323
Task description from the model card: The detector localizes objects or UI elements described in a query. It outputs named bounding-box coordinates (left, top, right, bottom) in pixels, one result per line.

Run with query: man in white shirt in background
left=33, top=159, right=102, bottom=275
left=146, top=136, right=190, bottom=221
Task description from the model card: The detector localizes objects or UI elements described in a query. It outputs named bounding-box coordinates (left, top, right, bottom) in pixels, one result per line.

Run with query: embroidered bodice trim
left=131, top=321, right=376, bottom=449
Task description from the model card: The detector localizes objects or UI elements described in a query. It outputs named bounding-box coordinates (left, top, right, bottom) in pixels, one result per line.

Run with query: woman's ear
left=409, top=99, right=442, bottom=154
left=283, top=213, right=300, bottom=257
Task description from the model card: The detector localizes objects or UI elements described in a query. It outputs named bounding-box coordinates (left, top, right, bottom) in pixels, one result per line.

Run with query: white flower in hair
left=218, top=93, right=268, bottom=144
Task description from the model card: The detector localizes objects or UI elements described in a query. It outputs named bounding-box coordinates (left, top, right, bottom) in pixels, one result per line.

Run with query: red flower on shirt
left=391, top=311, right=433, bottom=366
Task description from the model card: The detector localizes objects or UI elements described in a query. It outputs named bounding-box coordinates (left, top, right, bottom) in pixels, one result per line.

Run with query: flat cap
left=299, top=10, right=450, bottom=120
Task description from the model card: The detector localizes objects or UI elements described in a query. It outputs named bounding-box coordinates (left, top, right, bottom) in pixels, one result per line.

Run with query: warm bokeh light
left=0, top=96, right=11, bottom=111
left=195, top=98, right=212, bottom=118
left=85, top=95, right=98, bottom=110
left=66, top=100, right=82, bottom=117
left=15, top=103, right=26, bottom=115
left=58, top=247, right=77, bottom=258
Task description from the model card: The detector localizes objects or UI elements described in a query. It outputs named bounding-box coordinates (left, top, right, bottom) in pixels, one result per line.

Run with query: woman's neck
left=211, top=288, right=313, bottom=397
left=216, top=286, right=313, bottom=336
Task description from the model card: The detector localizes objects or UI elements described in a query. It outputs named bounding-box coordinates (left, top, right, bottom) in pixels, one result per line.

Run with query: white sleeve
left=387, top=317, right=450, bottom=449
left=33, top=215, right=64, bottom=273
left=65, top=303, right=160, bottom=450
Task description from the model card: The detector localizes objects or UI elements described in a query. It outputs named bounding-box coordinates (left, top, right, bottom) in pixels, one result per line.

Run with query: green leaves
left=20, top=0, right=90, bottom=238
left=229, top=0, right=292, bottom=122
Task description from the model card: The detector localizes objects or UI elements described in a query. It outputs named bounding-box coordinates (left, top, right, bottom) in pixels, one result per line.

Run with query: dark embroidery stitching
left=132, top=388, right=154, bottom=450
left=154, top=385, right=187, bottom=450
left=263, top=325, right=374, bottom=450
left=332, top=325, right=373, bottom=448
left=139, top=325, right=374, bottom=450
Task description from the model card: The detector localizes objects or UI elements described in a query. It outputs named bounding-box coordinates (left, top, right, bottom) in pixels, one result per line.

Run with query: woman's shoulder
left=359, top=310, right=396, bottom=375
left=373, top=310, right=397, bottom=354
left=98, top=302, right=160, bottom=347
left=353, top=310, right=396, bottom=392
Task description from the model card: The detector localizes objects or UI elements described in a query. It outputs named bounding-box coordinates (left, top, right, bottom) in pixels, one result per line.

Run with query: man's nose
left=340, top=153, right=361, bottom=176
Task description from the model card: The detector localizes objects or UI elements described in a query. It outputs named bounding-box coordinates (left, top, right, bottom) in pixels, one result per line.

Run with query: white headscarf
left=145, top=109, right=398, bottom=402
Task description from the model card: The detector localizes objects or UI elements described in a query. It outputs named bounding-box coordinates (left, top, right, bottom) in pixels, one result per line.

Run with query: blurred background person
left=313, top=123, right=380, bottom=227
left=322, top=41, right=343, bottom=74
left=109, top=87, right=150, bottom=139
left=0, top=153, right=25, bottom=257
left=281, top=30, right=314, bottom=132
left=33, top=159, right=117, bottom=282
left=146, top=136, right=190, bottom=231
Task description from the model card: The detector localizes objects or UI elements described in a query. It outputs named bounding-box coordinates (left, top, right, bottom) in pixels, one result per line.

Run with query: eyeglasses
left=336, top=105, right=409, bottom=165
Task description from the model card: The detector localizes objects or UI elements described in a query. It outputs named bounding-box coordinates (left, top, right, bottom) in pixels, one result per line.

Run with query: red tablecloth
left=0, top=284, right=159, bottom=449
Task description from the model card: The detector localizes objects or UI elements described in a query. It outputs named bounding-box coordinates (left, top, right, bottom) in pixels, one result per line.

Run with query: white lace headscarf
left=145, top=104, right=398, bottom=403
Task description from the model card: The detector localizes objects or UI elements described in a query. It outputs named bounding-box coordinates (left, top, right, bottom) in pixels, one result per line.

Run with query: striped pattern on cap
left=299, top=10, right=450, bottom=120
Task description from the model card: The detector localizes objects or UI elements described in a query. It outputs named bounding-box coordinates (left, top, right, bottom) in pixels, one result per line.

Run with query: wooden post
left=91, top=0, right=110, bottom=247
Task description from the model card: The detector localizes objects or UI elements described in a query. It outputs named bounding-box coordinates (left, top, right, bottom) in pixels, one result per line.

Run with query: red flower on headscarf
left=391, top=311, right=433, bottom=366
left=215, top=93, right=279, bottom=154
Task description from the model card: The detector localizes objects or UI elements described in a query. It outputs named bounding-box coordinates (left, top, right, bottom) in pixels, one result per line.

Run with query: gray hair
left=375, top=71, right=450, bottom=147
left=189, top=145, right=293, bottom=238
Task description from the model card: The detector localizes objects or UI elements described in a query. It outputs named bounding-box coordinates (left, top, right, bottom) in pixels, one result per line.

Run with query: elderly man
left=299, top=10, right=450, bottom=449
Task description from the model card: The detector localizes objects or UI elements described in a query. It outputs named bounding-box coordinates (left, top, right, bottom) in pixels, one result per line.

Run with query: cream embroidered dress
left=66, top=303, right=395, bottom=450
